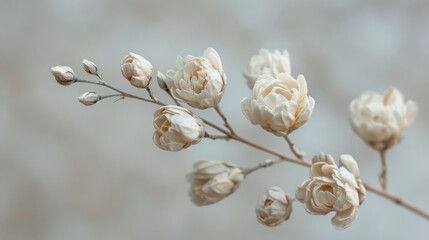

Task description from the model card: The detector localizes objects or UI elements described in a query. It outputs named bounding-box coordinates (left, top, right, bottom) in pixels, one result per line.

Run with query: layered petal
left=167, top=48, right=226, bottom=109
left=255, top=187, right=293, bottom=227
left=349, top=87, right=417, bottom=150
left=243, top=49, right=291, bottom=89
left=153, top=105, right=204, bottom=152
left=295, top=153, right=366, bottom=229
left=241, top=73, right=314, bottom=136
left=121, top=52, right=153, bottom=88
left=188, top=161, right=244, bottom=206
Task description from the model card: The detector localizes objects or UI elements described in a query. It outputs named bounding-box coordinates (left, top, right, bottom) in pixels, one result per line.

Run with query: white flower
left=241, top=73, right=315, bottom=136
left=166, top=48, right=226, bottom=109
left=153, top=105, right=205, bottom=152
left=121, top=52, right=153, bottom=88
left=188, top=160, right=244, bottom=206
left=296, top=153, right=366, bottom=230
left=243, top=49, right=291, bottom=89
left=51, top=65, right=76, bottom=86
left=78, top=92, right=101, bottom=106
left=350, top=87, right=418, bottom=151
left=255, top=186, right=293, bottom=227
left=82, top=59, right=99, bottom=76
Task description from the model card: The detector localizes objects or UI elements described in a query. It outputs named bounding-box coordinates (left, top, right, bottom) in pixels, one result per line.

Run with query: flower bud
left=243, top=49, right=291, bottom=89
left=121, top=52, right=153, bottom=88
left=82, top=59, right=99, bottom=76
left=78, top=92, right=101, bottom=106
left=256, top=187, right=293, bottom=227
left=188, top=160, right=244, bottom=206
left=349, top=87, right=418, bottom=151
left=51, top=66, right=76, bottom=86
left=153, top=105, right=205, bottom=151
left=157, top=71, right=168, bottom=90
left=166, top=48, right=226, bottom=109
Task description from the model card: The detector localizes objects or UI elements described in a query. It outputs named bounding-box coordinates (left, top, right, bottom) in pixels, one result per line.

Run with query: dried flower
left=51, top=65, right=76, bottom=86
left=188, top=160, right=244, bottom=206
left=82, top=59, right=99, bottom=76
left=255, top=186, right=293, bottom=227
left=296, top=153, right=366, bottom=230
left=243, top=49, right=291, bottom=89
left=121, top=52, right=153, bottom=88
left=153, top=105, right=205, bottom=152
left=78, top=92, right=101, bottom=106
left=241, top=73, right=315, bottom=136
left=166, top=48, right=226, bottom=109
left=350, top=87, right=418, bottom=151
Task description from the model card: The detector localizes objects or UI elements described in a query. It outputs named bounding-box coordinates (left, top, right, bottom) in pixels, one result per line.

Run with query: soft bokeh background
left=1, top=0, right=428, bottom=239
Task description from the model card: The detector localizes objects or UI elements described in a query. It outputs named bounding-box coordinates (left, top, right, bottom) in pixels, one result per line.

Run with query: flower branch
left=51, top=47, right=427, bottom=231
left=71, top=73, right=429, bottom=222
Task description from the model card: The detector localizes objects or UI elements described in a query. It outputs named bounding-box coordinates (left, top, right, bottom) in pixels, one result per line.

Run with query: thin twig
left=76, top=79, right=161, bottom=105
left=379, top=150, right=388, bottom=190
left=100, top=94, right=123, bottom=100
left=364, top=182, right=429, bottom=220
left=230, top=134, right=311, bottom=168
left=167, top=91, right=182, bottom=106
left=204, top=132, right=230, bottom=140
left=214, top=106, right=235, bottom=134
left=284, top=135, right=305, bottom=160
left=243, top=158, right=284, bottom=175
left=146, top=87, right=159, bottom=103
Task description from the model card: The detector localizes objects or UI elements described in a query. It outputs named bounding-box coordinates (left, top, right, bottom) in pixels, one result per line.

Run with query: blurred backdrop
left=1, top=0, right=428, bottom=239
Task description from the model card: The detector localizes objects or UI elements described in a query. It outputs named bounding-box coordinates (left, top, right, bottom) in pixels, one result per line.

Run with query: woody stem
left=379, top=150, right=388, bottom=190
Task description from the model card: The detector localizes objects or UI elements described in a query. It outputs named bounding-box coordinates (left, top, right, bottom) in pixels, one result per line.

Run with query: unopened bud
left=256, top=187, right=292, bottom=227
left=157, top=71, right=168, bottom=90
left=82, top=59, right=99, bottom=76
left=51, top=66, right=76, bottom=86
left=121, top=52, right=153, bottom=88
left=78, top=92, right=101, bottom=106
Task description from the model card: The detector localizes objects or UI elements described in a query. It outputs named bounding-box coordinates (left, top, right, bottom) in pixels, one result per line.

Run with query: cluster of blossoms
left=51, top=47, right=418, bottom=230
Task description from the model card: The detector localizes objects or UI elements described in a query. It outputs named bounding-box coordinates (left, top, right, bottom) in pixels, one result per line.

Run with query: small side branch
left=214, top=106, right=235, bottom=135
left=284, top=135, right=305, bottom=160
left=243, top=158, right=284, bottom=175
left=146, top=87, right=159, bottom=103
left=204, top=132, right=230, bottom=140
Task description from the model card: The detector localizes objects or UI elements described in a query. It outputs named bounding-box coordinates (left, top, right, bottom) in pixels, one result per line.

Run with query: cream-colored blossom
left=243, top=49, right=291, bottom=89
left=153, top=105, right=204, bottom=152
left=350, top=87, right=418, bottom=151
left=51, top=65, right=76, bottom=86
left=188, top=160, right=244, bottom=206
left=241, top=73, right=315, bottom=136
left=166, top=48, right=226, bottom=109
left=121, top=52, right=153, bottom=88
left=78, top=92, right=101, bottom=106
left=296, top=153, right=366, bottom=230
left=256, top=186, right=293, bottom=227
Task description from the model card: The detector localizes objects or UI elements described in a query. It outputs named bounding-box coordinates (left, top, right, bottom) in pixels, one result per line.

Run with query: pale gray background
left=1, top=0, right=428, bottom=239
